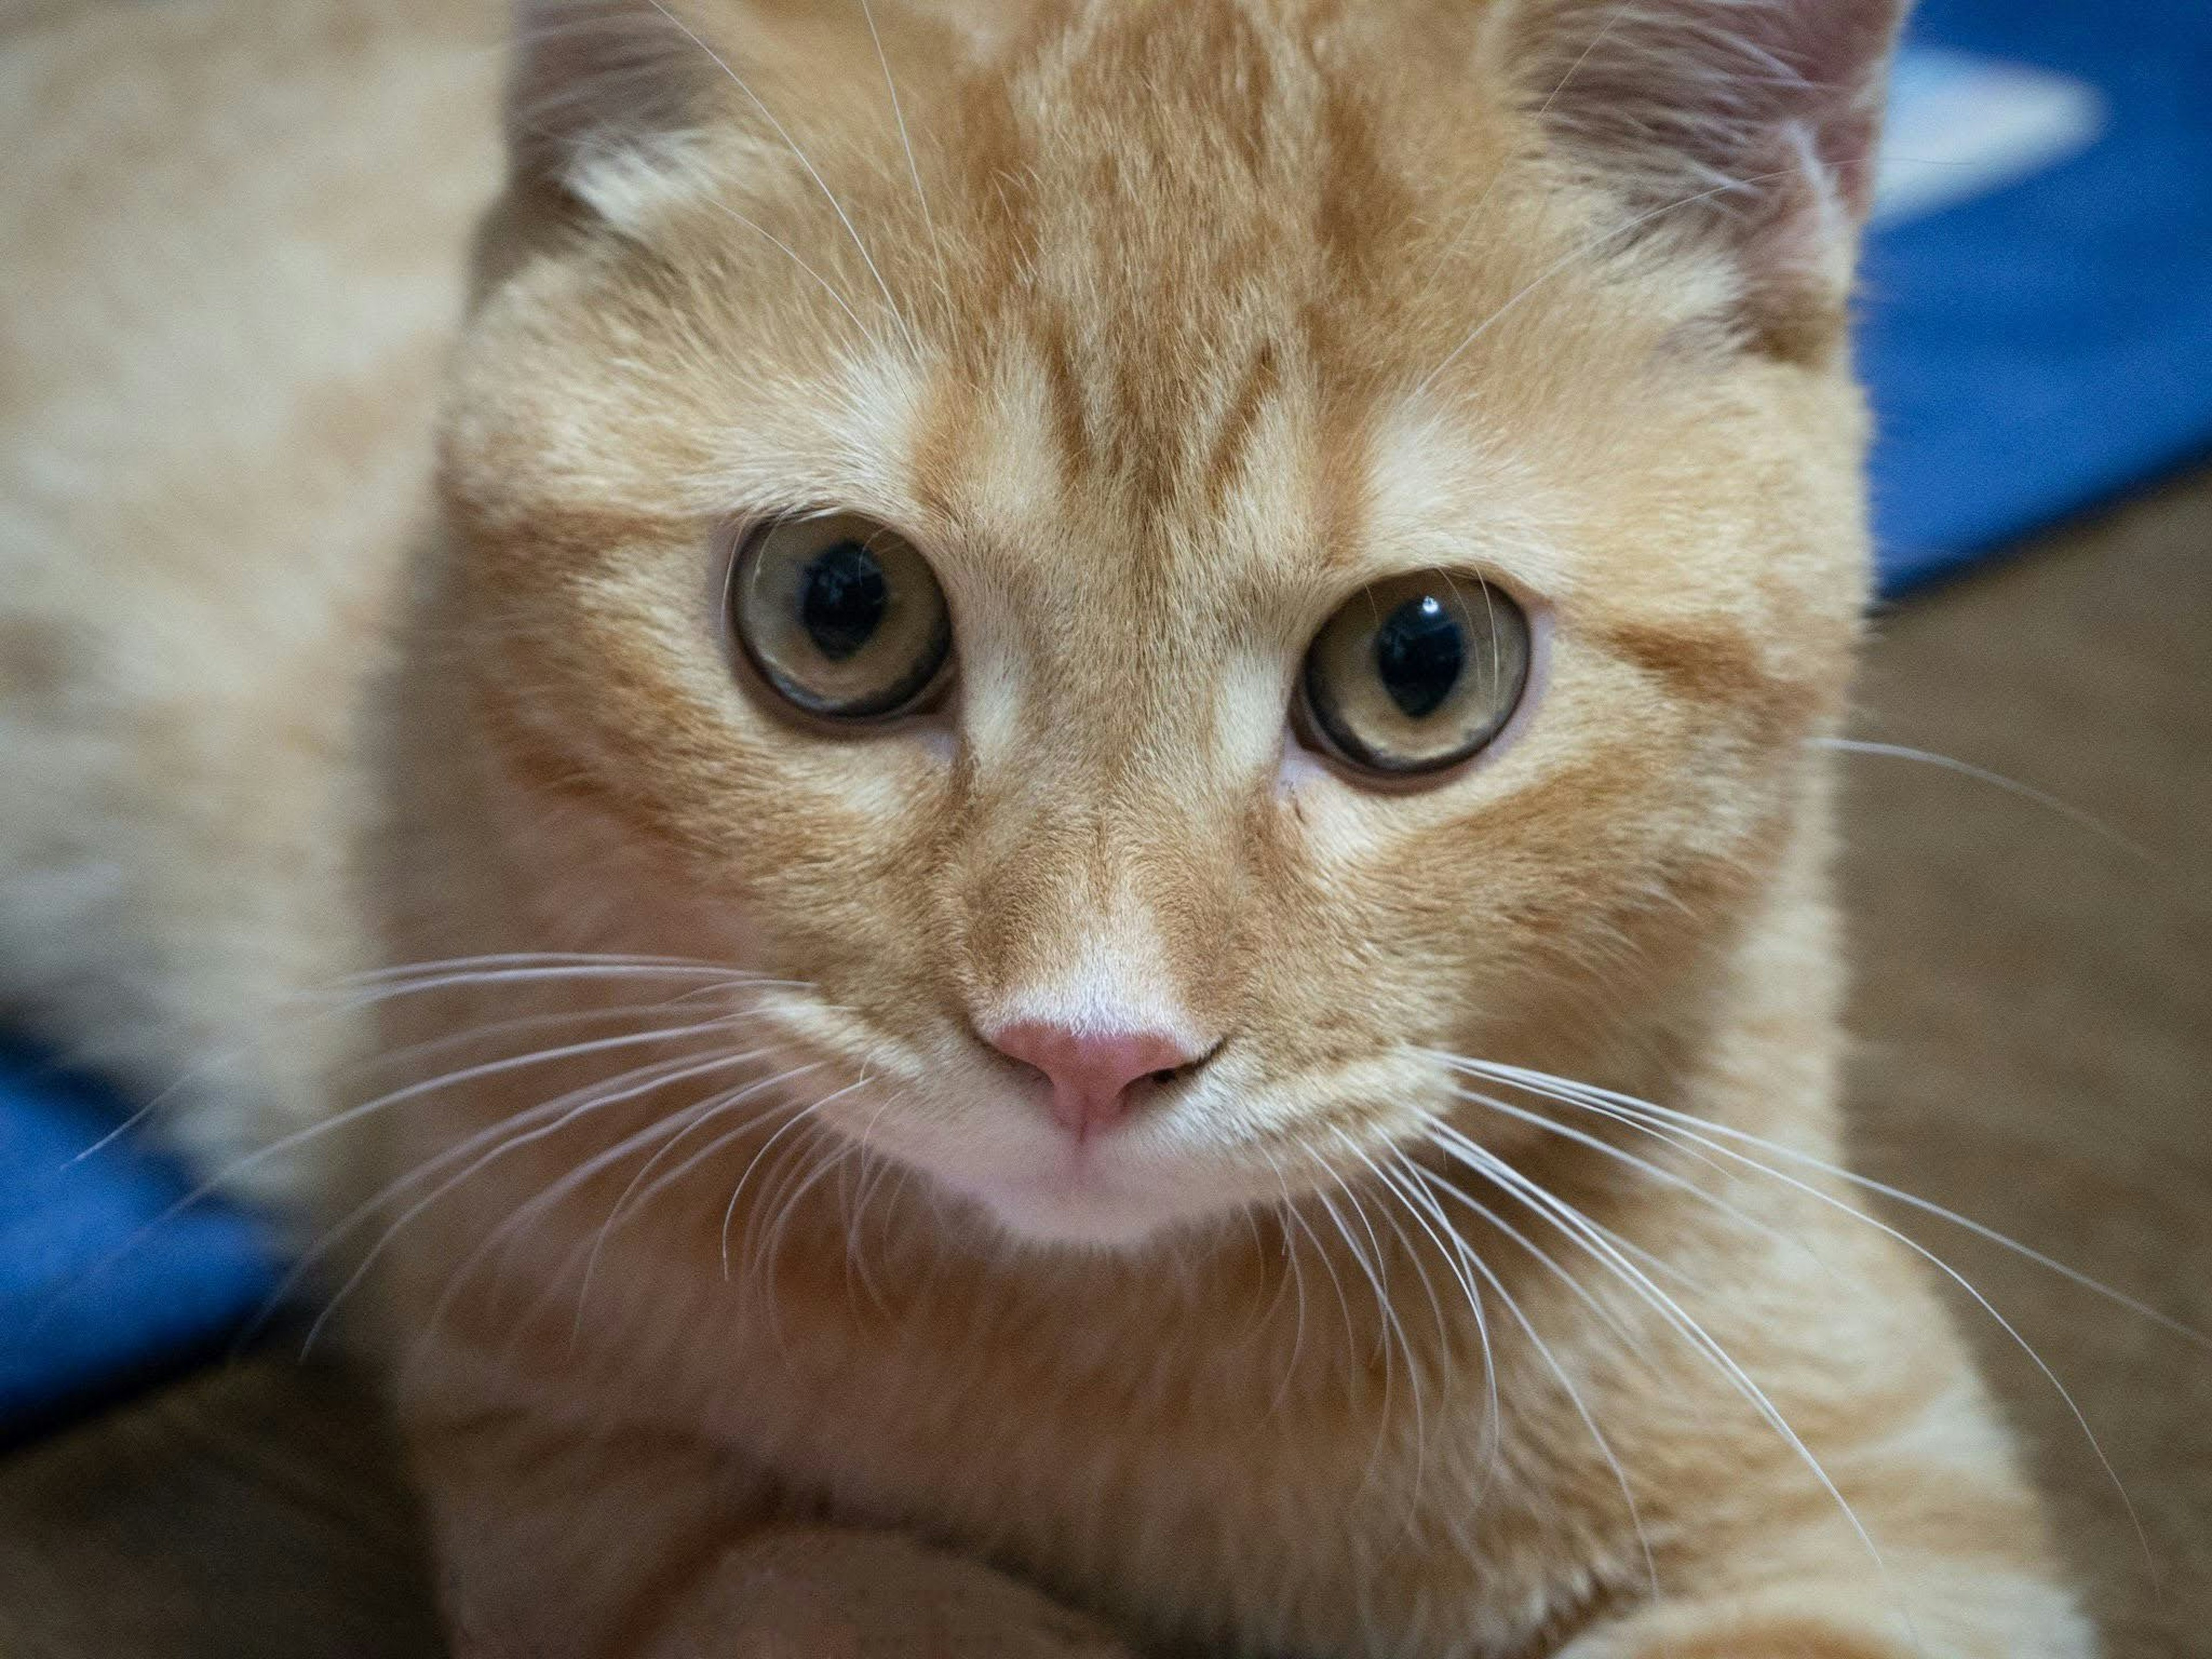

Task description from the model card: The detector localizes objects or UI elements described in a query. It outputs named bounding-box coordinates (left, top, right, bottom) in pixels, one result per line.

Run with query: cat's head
left=429, top=0, right=1898, bottom=1247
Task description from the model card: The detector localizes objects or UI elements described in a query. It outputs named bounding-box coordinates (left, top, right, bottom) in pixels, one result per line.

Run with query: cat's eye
left=1299, top=571, right=1531, bottom=777
left=729, top=513, right=953, bottom=721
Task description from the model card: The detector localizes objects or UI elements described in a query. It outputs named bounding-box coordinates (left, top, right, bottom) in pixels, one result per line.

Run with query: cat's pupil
left=1373, top=594, right=1464, bottom=719
left=799, top=540, right=889, bottom=661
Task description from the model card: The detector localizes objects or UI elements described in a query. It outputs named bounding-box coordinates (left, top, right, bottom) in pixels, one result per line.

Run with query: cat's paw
left=1550, top=1569, right=2092, bottom=1659
left=662, top=1528, right=1138, bottom=1659
left=1555, top=1617, right=1907, bottom=1659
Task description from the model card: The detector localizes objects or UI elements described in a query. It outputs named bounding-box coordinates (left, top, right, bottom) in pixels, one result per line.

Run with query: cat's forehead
left=896, top=335, right=1570, bottom=618
left=488, top=0, right=1831, bottom=656
left=709, top=7, right=1577, bottom=603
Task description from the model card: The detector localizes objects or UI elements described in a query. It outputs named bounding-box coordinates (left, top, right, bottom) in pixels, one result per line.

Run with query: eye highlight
left=1300, top=572, right=1531, bottom=778
left=729, top=513, right=952, bottom=721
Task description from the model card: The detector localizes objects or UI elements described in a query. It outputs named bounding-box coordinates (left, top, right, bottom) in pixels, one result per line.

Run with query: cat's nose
left=981, top=1020, right=1211, bottom=1139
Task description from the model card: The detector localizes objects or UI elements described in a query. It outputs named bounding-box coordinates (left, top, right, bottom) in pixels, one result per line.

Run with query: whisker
left=1370, top=1152, right=1501, bottom=1469
left=1391, top=1155, right=1660, bottom=1600
left=1279, top=1178, right=1358, bottom=1376
left=747, top=1118, right=859, bottom=1306
left=1230, top=1199, right=1292, bottom=1353
left=1431, top=1130, right=1911, bottom=1641
left=1460, top=1058, right=2212, bottom=1354
left=1405, top=1137, right=1653, bottom=1367
left=837, top=1089, right=911, bottom=1316
left=1349, top=1177, right=1437, bottom=1511
left=1376, top=1156, right=1513, bottom=1519
left=44, top=1014, right=755, bottom=1328
left=1480, top=1066, right=2159, bottom=1587
left=1317, top=1173, right=1393, bottom=1365
left=1816, top=736, right=2164, bottom=870
left=441, top=1086, right=747, bottom=1367
left=855, top=0, right=948, bottom=317
left=1258, top=1154, right=1313, bottom=1411
left=240, top=1045, right=755, bottom=1346
left=1311, top=1173, right=1415, bottom=1494
left=737, top=1116, right=866, bottom=1361
left=694, top=191, right=881, bottom=346
left=560, top=1086, right=768, bottom=1349
left=587, top=1064, right=831, bottom=1247
left=719, top=1073, right=874, bottom=1279
left=303, top=1044, right=770, bottom=1355
left=547, top=113, right=887, bottom=353
left=1402, top=0, right=1646, bottom=333
left=336, top=951, right=739, bottom=984
left=839, top=1156, right=913, bottom=1324
left=1332, top=1131, right=1453, bottom=1359
left=572, top=1061, right=828, bottom=1323
left=551, top=1080, right=779, bottom=1335
left=1435, top=1077, right=1819, bottom=1279
left=355, top=990, right=761, bottom=1090
left=844, top=1092, right=904, bottom=1224
left=1414, top=165, right=1838, bottom=397
left=641, top=0, right=921, bottom=358
left=65, top=960, right=781, bottom=1168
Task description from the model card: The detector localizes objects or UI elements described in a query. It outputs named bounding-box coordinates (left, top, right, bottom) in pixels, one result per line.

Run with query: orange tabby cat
left=0, top=0, right=2093, bottom=1654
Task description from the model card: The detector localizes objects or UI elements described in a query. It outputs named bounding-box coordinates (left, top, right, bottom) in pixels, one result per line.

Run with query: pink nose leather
left=984, top=1021, right=1205, bottom=1138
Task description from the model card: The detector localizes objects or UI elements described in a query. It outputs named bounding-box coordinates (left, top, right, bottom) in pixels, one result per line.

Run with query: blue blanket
left=1862, top=0, right=2212, bottom=589
left=0, top=1043, right=279, bottom=1439
left=2, top=0, right=2209, bottom=1438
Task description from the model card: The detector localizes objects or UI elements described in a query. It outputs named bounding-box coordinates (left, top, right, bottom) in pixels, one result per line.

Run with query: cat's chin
left=954, top=1164, right=1219, bottom=1252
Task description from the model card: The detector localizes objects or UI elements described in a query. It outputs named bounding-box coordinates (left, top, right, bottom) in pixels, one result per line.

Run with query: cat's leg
left=1551, top=1518, right=2093, bottom=1659
left=408, top=1410, right=1134, bottom=1659
left=633, top=1529, right=1137, bottom=1659
left=1556, top=1579, right=2092, bottom=1659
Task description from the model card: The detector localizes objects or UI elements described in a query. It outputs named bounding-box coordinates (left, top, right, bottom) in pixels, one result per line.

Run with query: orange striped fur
left=0, top=1, right=2091, bottom=1655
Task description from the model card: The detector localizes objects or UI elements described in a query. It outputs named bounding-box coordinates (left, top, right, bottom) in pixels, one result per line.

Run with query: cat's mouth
left=746, top=999, right=1236, bottom=1246
left=764, top=997, right=1435, bottom=1250
left=690, top=995, right=1437, bottom=1253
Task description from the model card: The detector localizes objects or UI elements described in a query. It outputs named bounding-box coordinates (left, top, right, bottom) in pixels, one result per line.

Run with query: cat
left=0, top=0, right=2097, bottom=1655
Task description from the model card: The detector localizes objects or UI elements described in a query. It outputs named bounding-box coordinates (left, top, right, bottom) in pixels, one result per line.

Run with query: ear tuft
left=506, top=0, right=709, bottom=194
left=1501, top=0, right=1906, bottom=349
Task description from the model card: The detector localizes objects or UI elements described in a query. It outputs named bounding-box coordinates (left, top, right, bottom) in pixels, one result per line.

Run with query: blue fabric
left=0, top=1043, right=281, bottom=1437
left=1861, top=0, right=2212, bottom=591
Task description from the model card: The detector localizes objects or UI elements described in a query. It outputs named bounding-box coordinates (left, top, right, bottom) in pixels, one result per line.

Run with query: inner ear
left=506, top=0, right=714, bottom=201
left=1495, top=0, right=1907, bottom=356
left=503, top=0, right=1017, bottom=222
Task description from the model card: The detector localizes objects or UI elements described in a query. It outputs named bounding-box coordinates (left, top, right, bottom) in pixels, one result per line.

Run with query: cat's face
left=433, top=0, right=1887, bottom=1246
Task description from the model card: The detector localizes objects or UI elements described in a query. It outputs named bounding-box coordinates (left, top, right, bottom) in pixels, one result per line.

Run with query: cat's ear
left=505, top=0, right=712, bottom=199
left=502, top=1, right=1031, bottom=205
left=1494, top=0, right=1906, bottom=351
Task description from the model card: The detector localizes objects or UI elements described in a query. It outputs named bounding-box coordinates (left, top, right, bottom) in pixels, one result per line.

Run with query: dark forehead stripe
left=1199, top=338, right=1282, bottom=512
left=931, top=2, right=1419, bottom=532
